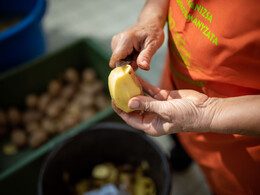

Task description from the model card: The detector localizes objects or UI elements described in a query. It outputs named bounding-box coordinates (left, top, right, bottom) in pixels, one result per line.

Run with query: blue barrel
left=0, top=0, right=46, bottom=73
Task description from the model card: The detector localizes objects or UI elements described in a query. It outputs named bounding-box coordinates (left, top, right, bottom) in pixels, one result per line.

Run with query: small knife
left=115, top=52, right=135, bottom=67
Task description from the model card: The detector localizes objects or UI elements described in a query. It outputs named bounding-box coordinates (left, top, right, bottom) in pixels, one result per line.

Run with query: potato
left=64, top=68, right=79, bottom=84
left=11, top=129, right=27, bottom=147
left=38, top=93, right=51, bottom=112
left=41, top=118, right=56, bottom=134
left=80, top=80, right=104, bottom=95
left=8, top=107, right=22, bottom=126
left=82, top=68, right=96, bottom=83
left=46, top=98, right=67, bottom=118
left=95, top=93, right=110, bottom=110
left=81, top=107, right=97, bottom=121
left=66, top=103, right=81, bottom=118
left=73, top=93, right=94, bottom=109
left=56, top=114, right=80, bottom=134
left=26, top=121, right=40, bottom=133
left=0, top=110, right=7, bottom=126
left=29, top=131, right=48, bottom=148
left=23, top=109, right=42, bottom=124
left=26, top=94, right=38, bottom=108
left=60, top=84, right=77, bottom=100
left=48, top=80, right=62, bottom=97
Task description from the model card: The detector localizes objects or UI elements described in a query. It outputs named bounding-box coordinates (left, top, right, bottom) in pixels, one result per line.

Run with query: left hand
left=112, top=76, right=216, bottom=136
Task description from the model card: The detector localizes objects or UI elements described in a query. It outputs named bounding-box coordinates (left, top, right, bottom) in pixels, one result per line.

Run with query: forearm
left=207, top=95, right=260, bottom=136
left=138, top=0, right=169, bottom=28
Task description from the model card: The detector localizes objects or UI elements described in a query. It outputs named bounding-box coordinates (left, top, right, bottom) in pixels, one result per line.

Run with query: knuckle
left=143, top=101, right=151, bottom=112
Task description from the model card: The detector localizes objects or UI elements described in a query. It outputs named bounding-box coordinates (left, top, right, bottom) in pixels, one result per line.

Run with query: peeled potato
left=108, top=65, right=142, bottom=113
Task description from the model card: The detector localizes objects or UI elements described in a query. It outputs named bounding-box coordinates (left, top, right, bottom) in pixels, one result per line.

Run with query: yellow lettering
left=168, top=7, right=175, bottom=30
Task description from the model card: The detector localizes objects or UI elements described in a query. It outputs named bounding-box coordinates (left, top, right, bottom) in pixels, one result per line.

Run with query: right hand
left=109, top=21, right=165, bottom=71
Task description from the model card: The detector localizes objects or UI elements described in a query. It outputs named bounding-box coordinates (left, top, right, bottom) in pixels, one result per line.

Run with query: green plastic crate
left=0, top=38, right=116, bottom=190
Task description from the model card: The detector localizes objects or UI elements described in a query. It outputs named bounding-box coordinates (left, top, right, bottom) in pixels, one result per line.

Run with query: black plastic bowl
left=38, top=122, right=171, bottom=195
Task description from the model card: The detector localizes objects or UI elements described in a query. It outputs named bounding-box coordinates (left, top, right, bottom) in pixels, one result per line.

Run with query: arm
left=109, top=0, right=169, bottom=70
left=112, top=77, right=260, bottom=137
left=208, top=95, right=260, bottom=136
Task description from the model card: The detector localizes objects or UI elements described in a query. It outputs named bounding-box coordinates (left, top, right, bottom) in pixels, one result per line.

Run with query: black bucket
left=38, top=122, right=172, bottom=195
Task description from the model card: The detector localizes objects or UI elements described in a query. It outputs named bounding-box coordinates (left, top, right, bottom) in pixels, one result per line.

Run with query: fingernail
left=141, top=61, right=148, bottom=67
left=129, top=100, right=139, bottom=109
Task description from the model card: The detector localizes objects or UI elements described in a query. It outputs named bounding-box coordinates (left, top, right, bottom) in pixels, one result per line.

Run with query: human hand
left=109, top=21, right=164, bottom=71
left=112, top=76, right=216, bottom=136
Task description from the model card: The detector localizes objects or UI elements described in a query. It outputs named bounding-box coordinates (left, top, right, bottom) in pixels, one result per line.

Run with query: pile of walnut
left=1, top=68, right=110, bottom=154
left=64, top=161, right=156, bottom=195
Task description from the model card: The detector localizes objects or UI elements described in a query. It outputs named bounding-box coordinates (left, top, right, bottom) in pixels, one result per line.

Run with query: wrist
left=194, top=97, right=222, bottom=133
left=138, top=15, right=166, bottom=28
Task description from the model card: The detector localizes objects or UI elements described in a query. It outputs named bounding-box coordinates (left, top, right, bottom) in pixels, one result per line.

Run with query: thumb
left=128, top=96, right=166, bottom=114
left=136, top=42, right=157, bottom=70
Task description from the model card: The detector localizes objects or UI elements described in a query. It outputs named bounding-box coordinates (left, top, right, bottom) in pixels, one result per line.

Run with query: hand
left=109, top=22, right=164, bottom=71
left=112, top=77, right=216, bottom=136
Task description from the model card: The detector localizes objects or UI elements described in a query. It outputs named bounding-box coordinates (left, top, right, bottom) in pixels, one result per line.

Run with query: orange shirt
left=162, top=0, right=260, bottom=194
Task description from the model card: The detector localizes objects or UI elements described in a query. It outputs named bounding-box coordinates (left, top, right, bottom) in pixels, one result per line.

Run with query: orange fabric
left=163, top=0, right=260, bottom=194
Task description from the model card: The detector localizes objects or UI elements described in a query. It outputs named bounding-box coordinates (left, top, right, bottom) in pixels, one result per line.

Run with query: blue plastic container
left=0, top=0, right=46, bottom=73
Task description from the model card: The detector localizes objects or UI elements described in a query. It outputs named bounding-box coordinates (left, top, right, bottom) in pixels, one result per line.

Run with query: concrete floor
left=43, top=0, right=211, bottom=194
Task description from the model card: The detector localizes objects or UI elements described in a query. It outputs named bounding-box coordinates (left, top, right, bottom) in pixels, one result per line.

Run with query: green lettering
left=170, top=64, right=205, bottom=87
left=200, top=7, right=203, bottom=14
left=213, top=37, right=218, bottom=46
left=187, top=14, right=193, bottom=21
left=192, top=17, right=197, bottom=25
left=195, top=4, right=201, bottom=12
left=202, top=8, right=207, bottom=17
left=210, top=33, right=215, bottom=41
left=205, top=11, right=209, bottom=19
left=184, top=10, right=188, bottom=18
left=205, top=31, right=211, bottom=39
left=168, top=9, right=175, bottom=30
left=187, top=0, right=191, bottom=7
left=190, top=2, right=194, bottom=9
left=197, top=20, right=202, bottom=28
left=203, top=26, right=209, bottom=36
left=207, top=15, right=213, bottom=23
left=200, top=23, right=206, bottom=31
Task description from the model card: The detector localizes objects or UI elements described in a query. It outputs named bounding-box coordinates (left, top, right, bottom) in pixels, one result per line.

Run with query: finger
left=128, top=95, right=170, bottom=117
left=136, top=75, right=170, bottom=100
left=110, top=33, right=135, bottom=68
left=112, top=101, right=164, bottom=135
left=111, top=101, right=145, bottom=129
left=136, top=41, right=158, bottom=70
left=110, top=48, right=132, bottom=68
left=129, top=52, right=139, bottom=71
